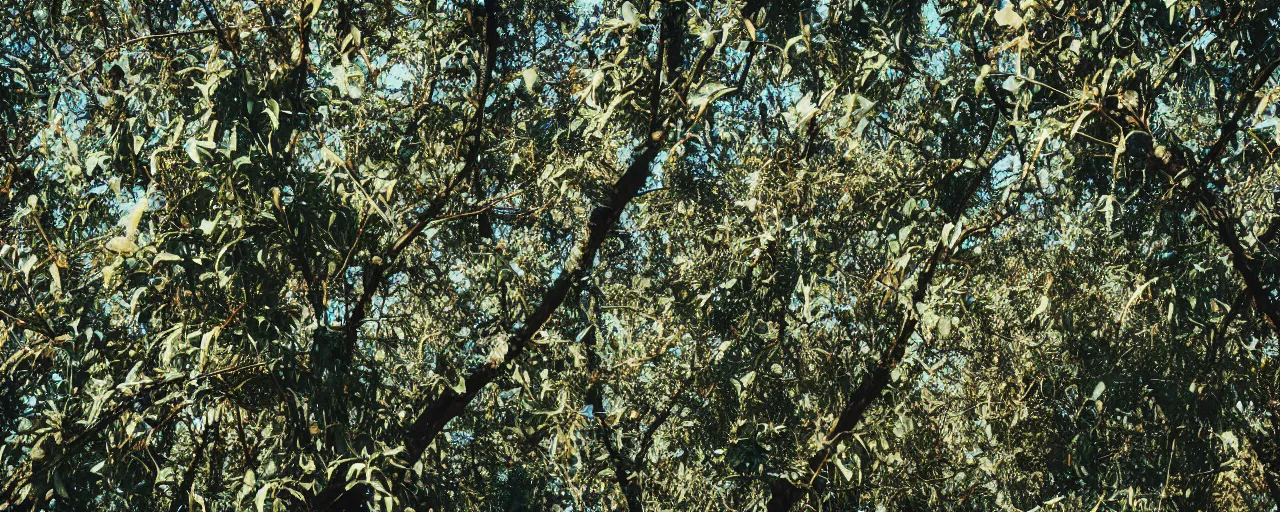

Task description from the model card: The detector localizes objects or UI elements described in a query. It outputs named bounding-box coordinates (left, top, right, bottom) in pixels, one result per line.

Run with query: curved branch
left=336, top=0, right=503, bottom=369
left=310, top=6, right=687, bottom=510
left=765, top=112, right=1001, bottom=512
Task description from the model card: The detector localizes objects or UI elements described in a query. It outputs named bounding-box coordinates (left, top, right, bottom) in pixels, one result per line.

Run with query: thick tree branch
left=197, top=0, right=234, bottom=52
left=1167, top=56, right=1280, bottom=335
left=765, top=113, right=1000, bottom=512
left=1200, top=56, right=1280, bottom=179
left=169, top=418, right=217, bottom=512
left=404, top=0, right=674, bottom=478
left=472, top=0, right=500, bottom=242
left=400, top=70, right=664, bottom=472
left=310, top=6, right=686, bottom=510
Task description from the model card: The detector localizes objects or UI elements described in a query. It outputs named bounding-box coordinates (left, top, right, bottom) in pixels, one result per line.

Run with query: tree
left=2, top=0, right=1278, bottom=511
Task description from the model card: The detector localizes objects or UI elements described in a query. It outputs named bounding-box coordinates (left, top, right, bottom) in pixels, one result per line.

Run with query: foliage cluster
left=2, top=0, right=1279, bottom=510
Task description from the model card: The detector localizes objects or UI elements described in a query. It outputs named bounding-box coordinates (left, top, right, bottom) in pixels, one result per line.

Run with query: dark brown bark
left=399, top=132, right=663, bottom=460
left=311, top=127, right=665, bottom=512
left=1143, top=55, right=1280, bottom=339
left=1205, top=202, right=1280, bottom=334
left=1142, top=54, right=1280, bottom=510
left=472, top=0, right=500, bottom=242
left=1189, top=57, right=1280, bottom=509
left=196, top=0, right=233, bottom=51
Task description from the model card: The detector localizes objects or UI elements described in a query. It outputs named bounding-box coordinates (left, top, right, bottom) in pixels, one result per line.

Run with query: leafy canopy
left=2, top=0, right=1279, bottom=511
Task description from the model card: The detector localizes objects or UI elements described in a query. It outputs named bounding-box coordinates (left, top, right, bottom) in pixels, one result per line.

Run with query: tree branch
left=765, top=110, right=1001, bottom=512
left=404, top=0, right=675, bottom=476
left=583, top=319, right=644, bottom=512
left=169, top=418, right=217, bottom=512
left=1168, top=56, right=1280, bottom=335
left=310, top=5, right=687, bottom=510
left=336, top=0, right=503, bottom=369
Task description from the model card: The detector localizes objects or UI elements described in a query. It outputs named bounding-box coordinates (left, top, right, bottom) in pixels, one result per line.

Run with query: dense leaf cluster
left=2, top=0, right=1278, bottom=510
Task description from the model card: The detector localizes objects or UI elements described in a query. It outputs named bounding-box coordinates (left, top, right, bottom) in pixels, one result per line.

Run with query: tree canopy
left=2, top=0, right=1279, bottom=510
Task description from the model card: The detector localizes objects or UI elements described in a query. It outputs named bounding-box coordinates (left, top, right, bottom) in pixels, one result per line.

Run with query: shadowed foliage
left=2, top=0, right=1279, bottom=510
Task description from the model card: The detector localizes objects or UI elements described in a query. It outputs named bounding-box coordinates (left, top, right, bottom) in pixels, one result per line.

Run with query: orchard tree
left=2, top=0, right=1278, bottom=511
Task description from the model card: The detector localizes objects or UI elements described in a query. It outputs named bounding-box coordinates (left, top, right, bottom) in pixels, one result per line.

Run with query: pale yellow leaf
left=106, top=237, right=139, bottom=255
left=995, top=4, right=1024, bottom=29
